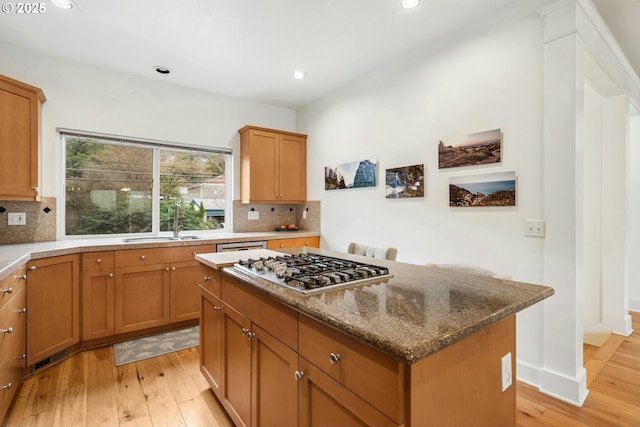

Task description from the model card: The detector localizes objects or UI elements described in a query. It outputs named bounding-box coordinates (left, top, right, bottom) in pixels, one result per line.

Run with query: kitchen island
left=196, top=247, right=554, bottom=427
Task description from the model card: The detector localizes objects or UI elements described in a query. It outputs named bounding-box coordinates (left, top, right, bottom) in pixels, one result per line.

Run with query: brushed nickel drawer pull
left=329, top=352, right=341, bottom=364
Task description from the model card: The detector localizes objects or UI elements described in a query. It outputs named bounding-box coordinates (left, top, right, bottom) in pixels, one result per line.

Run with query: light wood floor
left=5, top=313, right=639, bottom=426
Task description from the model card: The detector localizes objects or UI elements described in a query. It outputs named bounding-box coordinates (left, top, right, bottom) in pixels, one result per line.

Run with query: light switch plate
left=248, top=211, right=259, bottom=220
left=8, top=212, right=26, bottom=225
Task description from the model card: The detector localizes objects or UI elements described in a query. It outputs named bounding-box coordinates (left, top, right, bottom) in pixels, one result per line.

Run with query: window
left=62, top=130, right=231, bottom=237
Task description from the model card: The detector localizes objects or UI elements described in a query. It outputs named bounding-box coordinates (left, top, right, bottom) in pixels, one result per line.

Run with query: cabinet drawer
left=115, top=248, right=171, bottom=266
left=200, top=265, right=221, bottom=297
left=267, top=236, right=319, bottom=249
left=0, top=266, right=26, bottom=311
left=83, top=251, right=114, bottom=270
left=298, top=314, right=404, bottom=424
left=0, top=286, right=26, bottom=356
left=221, top=274, right=298, bottom=350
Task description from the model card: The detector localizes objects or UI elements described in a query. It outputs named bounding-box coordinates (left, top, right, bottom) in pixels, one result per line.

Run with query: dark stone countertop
left=203, top=247, right=554, bottom=364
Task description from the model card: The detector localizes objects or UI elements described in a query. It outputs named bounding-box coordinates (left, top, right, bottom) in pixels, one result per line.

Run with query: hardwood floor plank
left=22, top=361, right=63, bottom=418
left=157, top=351, right=201, bottom=404
left=52, top=349, right=87, bottom=426
left=176, top=347, right=211, bottom=393
left=112, top=360, right=151, bottom=424
left=178, top=395, right=222, bottom=427
left=135, top=355, right=187, bottom=427
left=584, top=333, right=625, bottom=386
left=86, top=347, right=119, bottom=426
left=199, top=388, right=233, bottom=427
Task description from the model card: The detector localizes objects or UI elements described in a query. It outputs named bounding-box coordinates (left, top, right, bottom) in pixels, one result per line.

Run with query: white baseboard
left=517, top=360, right=589, bottom=406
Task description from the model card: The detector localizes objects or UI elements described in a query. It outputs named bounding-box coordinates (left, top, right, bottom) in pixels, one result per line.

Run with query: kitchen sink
left=122, top=236, right=180, bottom=243
left=122, top=235, right=203, bottom=243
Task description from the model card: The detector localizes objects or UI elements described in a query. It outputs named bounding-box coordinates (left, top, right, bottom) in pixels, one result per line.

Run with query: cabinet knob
left=165, top=267, right=169, bottom=271
left=305, top=241, right=309, bottom=246
left=214, top=306, right=221, bottom=312
left=247, top=332, right=255, bottom=340
left=172, top=267, right=176, bottom=271
left=1, top=327, right=13, bottom=334
left=19, top=275, right=26, bottom=281
left=18, top=308, right=26, bottom=314
left=192, top=251, right=197, bottom=256
left=279, top=244, right=284, bottom=248
left=329, top=353, right=341, bottom=364
left=1, top=288, right=12, bottom=294
left=294, top=371, right=304, bottom=381
left=1, top=383, right=12, bottom=390
left=140, top=255, right=146, bottom=260
left=108, top=273, right=114, bottom=278
left=241, top=328, right=249, bottom=336
left=29, top=266, right=36, bottom=271
left=96, top=258, right=102, bottom=263
left=204, top=276, right=211, bottom=282
left=18, top=354, right=26, bottom=360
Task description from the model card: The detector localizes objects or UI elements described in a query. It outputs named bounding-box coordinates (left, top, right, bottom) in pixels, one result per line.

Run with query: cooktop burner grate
left=235, top=253, right=392, bottom=293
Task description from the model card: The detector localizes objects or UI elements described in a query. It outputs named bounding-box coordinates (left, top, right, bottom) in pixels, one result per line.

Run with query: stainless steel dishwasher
left=216, top=241, right=268, bottom=252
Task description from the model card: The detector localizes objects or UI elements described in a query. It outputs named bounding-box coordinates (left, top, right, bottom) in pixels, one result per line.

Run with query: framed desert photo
left=438, top=128, right=502, bottom=169
left=449, top=171, right=516, bottom=207
left=385, top=164, right=424, bottom=198
left=325, top=159, right=377, bottom=190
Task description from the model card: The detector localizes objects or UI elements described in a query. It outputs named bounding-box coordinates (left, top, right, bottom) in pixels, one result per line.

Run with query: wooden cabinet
left=267, top=236, right=319, bottom=250
left=239, top=126, right=307, bottom=204
left=0, top=74, right=46, bottom=201
left=26, top=255, right=80, bottom=366
left=297, top=357, right=396, bottom=427
left=201, top=273, right=299, bottom=427
left=0, top=266, right=27, bottom=421
left=170, top=260, right=204, bottom=323
left=81, top=252, right=115, bottom=341
left=298, top=314, right=404, bottom=424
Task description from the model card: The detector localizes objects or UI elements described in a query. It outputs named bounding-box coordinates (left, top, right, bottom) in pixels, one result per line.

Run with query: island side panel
left=408, top=315, right=516, bottom=427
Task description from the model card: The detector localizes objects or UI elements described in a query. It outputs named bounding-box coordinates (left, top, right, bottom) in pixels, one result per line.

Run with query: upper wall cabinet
left=239, top=126, right=307, bottom=204
left=0, top=74, right=46, bottom=201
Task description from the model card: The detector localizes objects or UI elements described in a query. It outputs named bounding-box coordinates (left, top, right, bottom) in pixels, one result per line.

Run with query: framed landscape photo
left=325, top=158, right=377, bottom=190
left=449, top=171, right=516, bottom=207
left=438, top=128, right=502, bottom=169
left=385, top=164, right=424, bottom=198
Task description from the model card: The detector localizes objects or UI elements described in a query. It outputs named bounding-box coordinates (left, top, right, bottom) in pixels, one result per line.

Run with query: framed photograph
left=438, top=128, right=502, bottom=169
left=449, top=171, right=516, bottom=207
left=325, top=159, right=376, bottom=190
left=385, top=164, right=424, bottom=198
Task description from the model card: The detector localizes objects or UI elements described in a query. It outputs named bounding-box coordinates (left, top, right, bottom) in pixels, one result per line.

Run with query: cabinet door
left=221, top=304, right=252, bottom=427
left=170, top=260, right=203, bottom=323
left=277, top=133, right=307, bottom=203
left=114, top=264, right=170, bottom=334
left=251, top=324, right=298, bottom=427
left=243, top=129, right=278, bottom=203
left=298, top=357, right=397, bottom=427
left=0, top=75, right=44, bottom=201
left=82, top=268, right=115, bottom=340
left=26, top=255, right=80, bottom=366
left=200, top=288, right=223, bottom=396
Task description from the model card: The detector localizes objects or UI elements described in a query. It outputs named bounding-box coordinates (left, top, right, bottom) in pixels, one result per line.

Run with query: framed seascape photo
left=385, top=164, right=424, bottom=198
left=438, top=128, right=502, bottom=169
left=449, top=171, right=516, bottom=207
left=325, top=159, right=376, bottom=190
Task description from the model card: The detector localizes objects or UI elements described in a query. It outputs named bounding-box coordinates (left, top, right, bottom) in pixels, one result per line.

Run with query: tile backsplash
left=232, top=200, right=320, bottom=233
left=0, top=197, right=56, bottom=244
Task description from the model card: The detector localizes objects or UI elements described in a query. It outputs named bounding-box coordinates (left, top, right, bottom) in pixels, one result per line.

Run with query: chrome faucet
left=173, top=204, right=183, bottom=237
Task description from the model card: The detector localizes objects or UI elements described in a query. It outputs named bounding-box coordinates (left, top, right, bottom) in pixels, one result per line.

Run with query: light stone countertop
left=205, top=247, right=554, bottom=364
left=0, top=231, right=320, bottom=282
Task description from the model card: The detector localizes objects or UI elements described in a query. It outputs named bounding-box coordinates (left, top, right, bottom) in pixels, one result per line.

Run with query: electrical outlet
left=525, top=220, right=545, bottom=237
left=501, top=352, right=512, bottom=392
left=8, top=212, right=26, bottom=226
left=302, top=210, right=307, bottom=220
left=248, top=211, right=259, bottom=220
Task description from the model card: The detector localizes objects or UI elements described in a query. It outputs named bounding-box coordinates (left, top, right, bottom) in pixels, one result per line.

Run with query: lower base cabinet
left=201, top=272, right=517, bottom=427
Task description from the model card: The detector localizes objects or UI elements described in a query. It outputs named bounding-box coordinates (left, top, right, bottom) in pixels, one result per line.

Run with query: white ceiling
left=0, top=0, right=637, bottom=109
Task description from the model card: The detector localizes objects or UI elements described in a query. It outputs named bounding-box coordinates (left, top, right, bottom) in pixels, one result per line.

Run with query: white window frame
left=57, top=128, right=233, bottom=240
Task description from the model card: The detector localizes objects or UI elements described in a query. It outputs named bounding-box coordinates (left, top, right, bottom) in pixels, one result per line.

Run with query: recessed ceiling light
left=400, top=0, right=420, bottom=9
left=154, top=66, right=171, bottom=75
left=292, top=71, right=307, bottom=80
left=50, top=0, right=74, bottom=9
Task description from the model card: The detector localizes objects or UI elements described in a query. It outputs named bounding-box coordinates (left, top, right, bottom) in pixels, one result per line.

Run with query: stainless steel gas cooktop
left=234, top=253, right=392, bottom=294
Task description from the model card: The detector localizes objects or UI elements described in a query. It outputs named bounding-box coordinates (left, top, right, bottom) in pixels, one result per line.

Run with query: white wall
left=300, top=17, right=545, bottom=279
left=298, top=11, right=551, bottom=396
left=0, top=42, right=297, bottom=206
left=629, top=109, right=640, bottom=312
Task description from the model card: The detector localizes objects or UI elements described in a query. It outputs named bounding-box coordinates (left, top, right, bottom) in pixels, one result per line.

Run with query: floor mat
left=113, top=325, right=199, bottom=366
